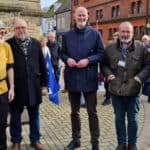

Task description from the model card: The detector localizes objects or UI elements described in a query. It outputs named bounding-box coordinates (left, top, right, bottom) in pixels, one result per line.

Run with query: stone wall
left=0, top=0, right=43, bottom=39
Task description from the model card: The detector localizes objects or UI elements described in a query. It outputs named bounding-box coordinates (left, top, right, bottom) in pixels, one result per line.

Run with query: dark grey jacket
left=102, top=39, right=150, bottom=96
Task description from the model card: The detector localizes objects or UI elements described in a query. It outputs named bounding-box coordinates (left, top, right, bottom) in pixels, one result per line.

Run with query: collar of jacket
left=116, top=38, right=135, bottom=52
left=74, top=25, right=89, bottom=33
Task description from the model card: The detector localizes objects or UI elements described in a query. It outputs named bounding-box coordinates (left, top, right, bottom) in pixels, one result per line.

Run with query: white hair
left=142, top=35, right=150, bottom=41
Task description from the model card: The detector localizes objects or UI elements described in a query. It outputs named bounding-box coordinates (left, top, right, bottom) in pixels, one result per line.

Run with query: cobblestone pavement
left=7, top=92, right=145, bottom=150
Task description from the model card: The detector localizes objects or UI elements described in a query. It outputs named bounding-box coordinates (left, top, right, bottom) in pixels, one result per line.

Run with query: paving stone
left=7, top=92, right=145, bottom=150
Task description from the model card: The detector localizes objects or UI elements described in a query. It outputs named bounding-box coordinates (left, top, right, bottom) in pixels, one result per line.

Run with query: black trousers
left=68, top=91, right=100, bottom=144
left=104, top=82, right=111, bottom=99
left=0, top=93, right=8, bottom=150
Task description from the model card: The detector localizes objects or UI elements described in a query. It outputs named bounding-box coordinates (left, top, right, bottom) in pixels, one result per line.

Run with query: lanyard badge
left=117, top=48, right=127, bottom=68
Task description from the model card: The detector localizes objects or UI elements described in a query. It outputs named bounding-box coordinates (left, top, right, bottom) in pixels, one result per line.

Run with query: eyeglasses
left=0, top=30, right=7, bottom=35
left=15, top=26, right=26, bottom=30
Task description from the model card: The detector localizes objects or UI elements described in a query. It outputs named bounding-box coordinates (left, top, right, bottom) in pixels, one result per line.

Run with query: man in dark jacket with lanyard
left=7, top=19, right=48, bottom=150
left=101, top=21, right=150, bottom=150
left=61, top=6, right=104, bottom=150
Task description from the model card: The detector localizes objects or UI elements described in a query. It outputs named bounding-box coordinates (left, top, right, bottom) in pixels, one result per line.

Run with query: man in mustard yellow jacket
left=0, top=20, right=14, bottom=150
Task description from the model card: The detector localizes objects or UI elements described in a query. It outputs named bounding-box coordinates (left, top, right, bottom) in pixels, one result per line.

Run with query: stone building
left=55, top=0, right=71, bottom=41
left=72, top=0, right=150, bottom=44
left=0, top=0, right=43, bottom=39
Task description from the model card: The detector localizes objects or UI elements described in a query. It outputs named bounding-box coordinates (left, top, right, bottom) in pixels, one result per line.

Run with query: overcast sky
left=41, top=0, right=57, bottom=8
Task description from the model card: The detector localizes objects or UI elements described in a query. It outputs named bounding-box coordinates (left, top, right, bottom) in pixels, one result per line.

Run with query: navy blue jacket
left=61, top=26, right=104, bottom=92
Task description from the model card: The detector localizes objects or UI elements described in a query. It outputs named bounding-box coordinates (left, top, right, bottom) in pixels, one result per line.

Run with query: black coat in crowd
left=47, top=40, right=61, bottom=81
left=7, top=37, right=48, bottom=106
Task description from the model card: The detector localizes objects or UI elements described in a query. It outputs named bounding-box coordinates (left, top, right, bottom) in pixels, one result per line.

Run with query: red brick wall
left=71, top=0, right=150, bottom=44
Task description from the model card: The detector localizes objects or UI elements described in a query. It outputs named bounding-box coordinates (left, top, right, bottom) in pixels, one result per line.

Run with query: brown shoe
left=31, top=142, right=44, bottom=150
left=11, top=143, right=20, bottom=150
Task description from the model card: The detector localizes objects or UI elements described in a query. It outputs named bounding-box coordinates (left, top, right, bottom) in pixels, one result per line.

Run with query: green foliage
left=45, top=4, right=54, bottom=17
left=44, top=0, right=69, bottom=17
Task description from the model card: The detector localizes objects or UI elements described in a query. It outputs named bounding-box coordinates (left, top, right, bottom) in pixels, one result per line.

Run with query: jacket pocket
left=108, top=78, right=122, bottom=95
left=124, top=78, right=141, bottom=96
left=130, top=55, right=142, bottom=69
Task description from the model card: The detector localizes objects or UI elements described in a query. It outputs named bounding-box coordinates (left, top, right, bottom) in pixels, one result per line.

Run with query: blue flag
left=45, top=53, right=60, bottom=105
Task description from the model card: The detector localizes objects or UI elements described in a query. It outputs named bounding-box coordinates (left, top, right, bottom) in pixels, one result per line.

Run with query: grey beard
left=120, top=38, right=132, bottom=44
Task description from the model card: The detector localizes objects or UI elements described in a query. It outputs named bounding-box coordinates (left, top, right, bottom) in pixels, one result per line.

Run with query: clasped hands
left=67, top=58, right=89, bottom=68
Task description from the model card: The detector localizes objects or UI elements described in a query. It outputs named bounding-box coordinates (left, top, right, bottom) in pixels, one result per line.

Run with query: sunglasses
left=0, top=30, right=7, bottom=35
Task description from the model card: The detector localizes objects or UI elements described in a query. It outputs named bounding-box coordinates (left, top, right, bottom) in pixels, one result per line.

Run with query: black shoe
left=101, top=99, right=111, bottom=106
left=92, top=144, right=99, bottom=150
left=116, top=145, right=127, bottom=150
left=148, top=96, right=150, bottom=103
left=128, top=144, right=137, bottom=150
left=64, top=139, right=80, bottom=150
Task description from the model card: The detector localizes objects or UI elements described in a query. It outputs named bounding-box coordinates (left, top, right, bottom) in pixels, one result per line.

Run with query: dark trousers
left=68, top=91, right=100, bottom=144
left=9, top=105, right=40, bottom=143
left=104, top=82, right=110, bottom=99
left=0, top=93, right=8, bottom=150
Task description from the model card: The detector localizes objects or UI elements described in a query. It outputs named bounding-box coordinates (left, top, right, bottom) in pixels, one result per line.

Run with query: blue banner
left=45, top=53, right=60, bottom=105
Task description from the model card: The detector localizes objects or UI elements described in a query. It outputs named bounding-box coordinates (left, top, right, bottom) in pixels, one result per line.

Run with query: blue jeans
left=111, top=95, right=140, bottom=145
left=9, top=105, right=41, bottom=143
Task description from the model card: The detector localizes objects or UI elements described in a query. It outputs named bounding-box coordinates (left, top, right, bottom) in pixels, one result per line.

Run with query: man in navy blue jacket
left=61, top=6, right=104, bottom=150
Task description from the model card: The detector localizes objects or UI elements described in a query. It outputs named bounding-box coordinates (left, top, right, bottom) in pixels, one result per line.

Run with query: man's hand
left=41, top=87, right=48, bottom=96
left=8, top=86, right=15, bottom=102
left=67, top=58, right=77, bottom=67
left=107, top=74, right=116, bottom=81
left=134, top=76, right=141, bottom=84
left=76, top=58, right=89, bottom=68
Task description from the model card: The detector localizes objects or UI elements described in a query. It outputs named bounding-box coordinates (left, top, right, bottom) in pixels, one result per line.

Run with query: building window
left=137, top=1, right=142, bottom=14
left=139, top=26, right=145, bottom=38
left=74, top=0, right=78, bottom=5
left=131, top=2, right=136, bottom=14
left=112, top=7, right=116, bottom=17
left=116, top=5, right=120, bottom=16
left=100, top=10, right=103, bottom=19
left=96, top=10, right=99, bottom=20
left=134, top=26, right=138, bottom=39
left=109, top=28, right=113, bottom=39
left=96, top=9, right=103, bottom=20
left=112, top=5, right=120, bottom=17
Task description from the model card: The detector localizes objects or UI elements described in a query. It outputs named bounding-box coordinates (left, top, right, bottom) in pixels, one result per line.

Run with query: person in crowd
left=141, top=35, right=150, bottom=103
left=47, top=32, right=61, bottom=81
left=59, top=60, right=67, bottom=93
left=101, top=21, right=150, bottom=150
left=40, top=36, right=50, bottom=58
left=101, top=32, right=119, bottom=106
left=0, top=20, right=14, bottom=150
left=61, top=6, right=104, bottom=150
left=7, top=19, right=48, bottom=150
left=112, top=32, right=119, bottom=42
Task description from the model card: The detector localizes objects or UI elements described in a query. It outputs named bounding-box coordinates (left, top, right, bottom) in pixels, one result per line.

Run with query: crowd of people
left=0, top=5, right=150, bottom=150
